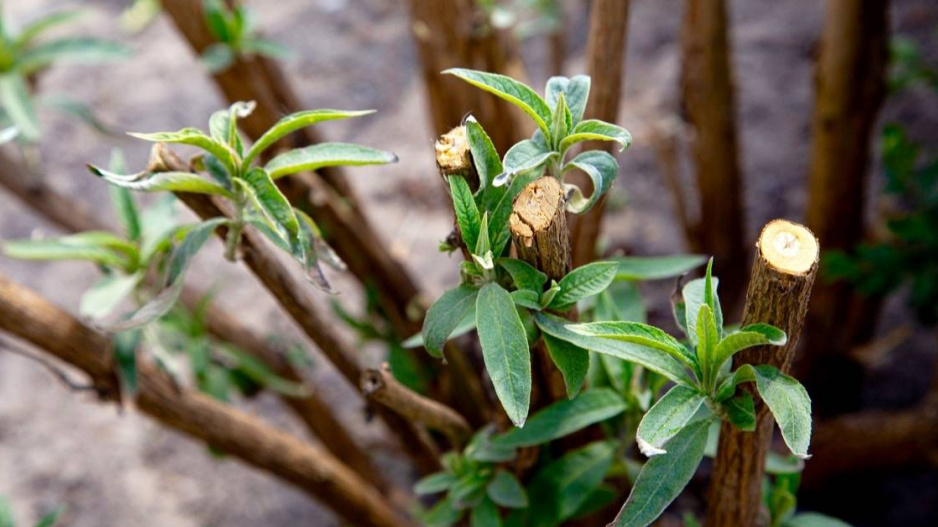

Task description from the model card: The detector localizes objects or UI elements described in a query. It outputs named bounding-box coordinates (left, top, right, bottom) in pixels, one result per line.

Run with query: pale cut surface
left=757, top=219, right=819, bottom=275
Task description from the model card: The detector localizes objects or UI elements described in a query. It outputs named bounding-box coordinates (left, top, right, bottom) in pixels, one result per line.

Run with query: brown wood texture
left=681, top=0, right=746, bottom=303
left=0, top=273, right=412, bottom=527
left=802, top=0, right=889, bottom=378
left=407, top=0, right=527, bottom=154
left=706, top=220, right=819, bottom=527
left=362, top=363, right=472, bottom=449
left=511, top=176, right=572, bottom=283
left=570, top=0, right=630, bottom=267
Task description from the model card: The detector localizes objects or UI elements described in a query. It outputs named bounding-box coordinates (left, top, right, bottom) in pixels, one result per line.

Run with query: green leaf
left=421, top=496, right=463, bottom=527
left=17, top=37, right=130, bottom=74
left=423, top=285, right=479, bottom=358
left=208, top=101, right=254, bottom=153
left=489, top=170, right=542, bottom=256
left=542, top=332, right=589, bottom=398
left=244, top=109, right=374, bottom=165
left=0, top=496, right=11, bottom=527
left=473, top=213, right=492, bottom=263
left=636, top=385, right=709, bottom=456
left=112, top=329, right=140, bottom=396
left=535, top=312, right=695, bottom=386
left=264, top=142, right=397, bottom=179
left=683, top=275, right=723, bottom=346
left=610, top=419, right=711, bottom=527
left=444, top=68, right=552, bottom=136
left=242, top=38, right=294, bottom=60
left=545, top=75, right=591, bottom=125
left=203, top=0, right=231, bottom=41
left=500, top=139, right=557, bottom=180
left=466, top=116, right=503, bottom=195
left=15, top=10, right=84, bottom=48
left=128, top=127, right=239, bottom=175
left=41, top=96, right=114, bottom=135
left=89, top=166, right=235, bottom=199
left=415, top=472, right=458, bottom=495
left=0, top=73, right=40, bottom=140
left=477, top=283, right=531, bottom=427
left=550, top=261, right=619, bottom=309
left=723, top=392, right=756, bottom=431
left=784, top=513, right=852, bottom=527
left=470, top=498, right=502, bottom=527
left=2, top=232, right=137, bottom=270
left=498, top=258, right=547, bottom=292
left=107, top=152, right=142, bottom=241
left=108, top=218, right=225, bottom=331
left=80, top=273, right=141, bottom=319
left=696, top=304, right=719, bottom=382
left=451, top=472, right=489, bottom=509
left=465, top=425, right=518, bottom=463
left=549, top=92, right=572, bottom=147
left=451, top=175, right=482, bottom=251
left=510, top=289, right=541, bottom=310
left=405, top=308, right=476, bottom=349
left=241, top=167, right=299, bottom=236
left=752, top=365, right=812, bottom=459
left=562, top=150, right=618, bottom=214
left=713, top=324, right=787, bottom=372
left=614, top=254, right=706, bottom=281
left=487, top=469, right=528, bottom=508
left=569, top=320, right=695, bottom=368
left=521, top=441, right=615, bottom=526
left=494, top=388, right=625, bottom=447
left=559, top=119, right=632, bottom=152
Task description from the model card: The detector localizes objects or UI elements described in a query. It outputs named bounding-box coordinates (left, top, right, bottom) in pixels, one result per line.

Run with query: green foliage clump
left=200, top=0, right=293, bottom=73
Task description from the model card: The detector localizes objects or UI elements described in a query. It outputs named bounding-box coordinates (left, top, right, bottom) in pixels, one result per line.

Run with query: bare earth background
left=1, top=0, right=937, bottom=526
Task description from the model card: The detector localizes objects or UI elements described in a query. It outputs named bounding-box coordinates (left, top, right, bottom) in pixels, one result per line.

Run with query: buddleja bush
left=0, top=7, right=129, bottom=144
left=86, top=101, right=396, bottom=327
left=2, top=151, right=307, bottom=402
left=419, top=70, right=814, bottom=526
left=200, top=0, right=293, bottom=73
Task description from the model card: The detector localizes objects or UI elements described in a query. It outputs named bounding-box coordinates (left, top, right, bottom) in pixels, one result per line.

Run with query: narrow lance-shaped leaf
left=17, top=37, right=130, bottom=74
left=80, top=273, right=142, bottom=319
left=723, top=392, right=756, bottom=432
left=89, top=166, right=234, bottom=199
left=712, top=323, right=787, bottom=373
left=471, top=498, right=502, bottom=527
left=635, top=385, right=710, bottom=456
left=498, top=258, right=548, bottom=293
left=683, top=275, right=723, bottom=346
left=496, top=138, right=558, bottom=187
left=493, top=388, right=626, bottom=447
left=422, top=285, right=479, bottom=358
left=610, top=418, right=712, bottom=527
left=559, top=119, right=632, bottom=152
left=486, top=469, right=528, bottom=508
left=476, top=282, right=532, bottom=427
left=615, top=254, right=706, bottom=281
left=264, top=142, right=397, bottom=179
left=549, top=91, right=572, bottom=149
left=569, top=320, right=695, bottom=368
left=14, top=10, right=84, bottom=48
left=536, top=312, right=696, bottom=386
left=241, top=167, right=299, bottom=236
left=549, top=261, right=619, bottom=310
left=414, top=472, right=457, bottom=495
left=2, top=233, right=136, bottom=271
left=244, top=109, right=375, bottom=165
left=696, top=303, right=720, bottom=385
left=466, top=116, right=502, bottom=197
left=450, top=175, right=482, bottom=251
left=128, top=128, right=239, bottom=176
left=444, top=68, right=553, bottom=137
left=106, top=151, right=142, bottom=241
left=562, top=150, right=618, bottom=214
left=0, top=73, right=40, bottom=140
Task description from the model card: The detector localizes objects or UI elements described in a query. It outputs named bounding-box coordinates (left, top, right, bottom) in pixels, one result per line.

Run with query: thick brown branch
left=570, top=0, right=630, bottom=267
left=681, top=0, right=746, bottom=304
left=0, top=273, right=412, bottom=527
left=706, top=220, right=819, bottom=527
left=362, top=363, right=472, bottom=449
left=802, top=0, right=889, bottom=381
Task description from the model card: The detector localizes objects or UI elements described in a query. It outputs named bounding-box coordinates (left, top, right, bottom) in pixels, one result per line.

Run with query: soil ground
left=1, top=0, right=936, bottom=525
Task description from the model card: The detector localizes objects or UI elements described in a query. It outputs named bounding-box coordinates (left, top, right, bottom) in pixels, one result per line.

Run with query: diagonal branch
left=0, top=273, right=413, bottom=527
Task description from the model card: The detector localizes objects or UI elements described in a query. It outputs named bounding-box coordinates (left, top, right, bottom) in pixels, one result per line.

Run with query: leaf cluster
left=200, top=0, right=293, bottom=73
left=445, top=69, right=631, bottom=213
left=0, top=7, right=129, bottom=142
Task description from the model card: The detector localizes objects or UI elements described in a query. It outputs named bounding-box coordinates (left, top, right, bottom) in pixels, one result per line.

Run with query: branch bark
left=680, top=0, right=746, bottom=304
left=706, top=220, right=819, bottom=527
left=801, top=0, right=889, bottom=388
left=362, top=363, right=472, bottom=449
left=569, top=0, right=630, bottom=267
left=0, top=273, right=413, bottom=527
left=407, top=0, right=527, bottom=154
